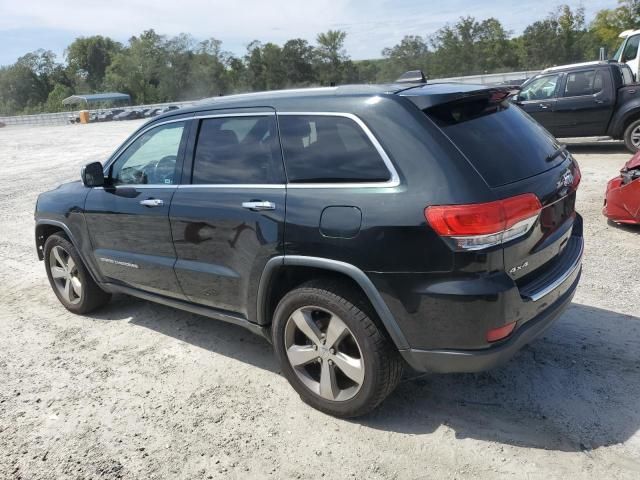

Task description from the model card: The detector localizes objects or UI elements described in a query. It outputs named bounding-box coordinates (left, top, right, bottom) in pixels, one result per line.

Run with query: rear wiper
left=546, top=144, right=567, bottom=162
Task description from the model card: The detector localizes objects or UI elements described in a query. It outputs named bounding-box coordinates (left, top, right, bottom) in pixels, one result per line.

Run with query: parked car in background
left=513, top=61, right=640, bottom=151
left=114, top=110, right=142, bottom=121
left=603, top=151, right=640, bottom=225
left=614, top=29, right=640, bottom=80
left=143, top=108, right=161, bottom=118
left=35, top=81, right=583, bottom=417
left=156, top=105, right=179, bottom=114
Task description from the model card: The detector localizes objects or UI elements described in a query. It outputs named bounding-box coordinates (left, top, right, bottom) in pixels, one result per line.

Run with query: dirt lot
left=0, top=121, right=639, bottom=480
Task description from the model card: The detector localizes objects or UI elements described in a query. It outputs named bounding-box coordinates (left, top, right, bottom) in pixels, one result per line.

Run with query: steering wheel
left=144, top=155, right=176, bottom=184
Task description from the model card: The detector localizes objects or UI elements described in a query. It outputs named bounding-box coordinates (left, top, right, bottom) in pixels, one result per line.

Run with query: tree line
left=1, top=1, right=639, bottom=116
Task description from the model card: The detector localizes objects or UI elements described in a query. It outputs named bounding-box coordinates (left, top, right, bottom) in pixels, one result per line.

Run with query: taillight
left=425, top=193, right=542, bottom=251
left=572, top=163, right=581, bottom=189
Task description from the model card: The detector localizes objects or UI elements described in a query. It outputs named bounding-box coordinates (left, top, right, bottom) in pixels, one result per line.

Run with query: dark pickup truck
left=513, top=61, right=640, bottom=151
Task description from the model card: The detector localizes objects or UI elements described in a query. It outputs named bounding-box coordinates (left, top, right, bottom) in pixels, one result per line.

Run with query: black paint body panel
left=35, top=84, right=584, bottom=372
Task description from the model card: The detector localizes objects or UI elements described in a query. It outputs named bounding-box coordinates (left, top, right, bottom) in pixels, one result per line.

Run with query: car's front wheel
left=272, top=280, right=403, bottom=417
left=44, top=234, right=111, bottom=314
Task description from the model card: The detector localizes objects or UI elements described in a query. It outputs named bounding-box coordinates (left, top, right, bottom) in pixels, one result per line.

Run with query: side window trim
left=276, top=112, right=400, bottom=189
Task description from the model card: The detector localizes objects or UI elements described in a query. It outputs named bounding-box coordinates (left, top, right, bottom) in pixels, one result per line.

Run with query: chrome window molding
left=177, top=184, right=286, bottom=189
left=277, top=111, right=400, bottom=189
left=101, top=110, right=401, bottom=190
left=102, top=112, right=276, bottom=173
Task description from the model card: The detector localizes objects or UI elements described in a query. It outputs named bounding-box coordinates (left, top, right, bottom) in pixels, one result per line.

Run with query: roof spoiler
left=395, top=70, right=427, bottom=84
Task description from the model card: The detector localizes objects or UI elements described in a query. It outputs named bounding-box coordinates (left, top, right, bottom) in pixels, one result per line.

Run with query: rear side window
left=278, top=115, right=391, bottom=183
left=426, top=98, right=560, bottom=187
left=563, top=70, right=600, bottom=97
left=191, top=115, right=284, bottom=184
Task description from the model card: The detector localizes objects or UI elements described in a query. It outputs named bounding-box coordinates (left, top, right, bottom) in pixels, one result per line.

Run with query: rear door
left=516, top=73, right=561, bottom=134
left=554, top=68, right=614, bottom=137
left=85, top=120, right=189, bottom=298
left=169, top=111, right=286, bottom=319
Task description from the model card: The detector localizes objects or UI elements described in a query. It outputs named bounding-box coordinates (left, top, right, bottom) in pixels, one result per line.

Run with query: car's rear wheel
left=623, top=118, right=640, bottom=152
left=272, top=280, right=403, bottom=417
left=44, top=234, right=111, bottom=314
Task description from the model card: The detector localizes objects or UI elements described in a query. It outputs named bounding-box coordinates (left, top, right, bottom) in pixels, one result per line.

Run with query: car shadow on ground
left=607, top=219, right=640, bottom=232
left=88, top=299, right=640, bottom=453
left=360, top=303, right=640, bottom=453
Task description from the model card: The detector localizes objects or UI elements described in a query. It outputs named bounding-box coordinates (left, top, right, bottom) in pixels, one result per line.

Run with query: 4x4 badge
left=509, top=261, right=529, bottom=275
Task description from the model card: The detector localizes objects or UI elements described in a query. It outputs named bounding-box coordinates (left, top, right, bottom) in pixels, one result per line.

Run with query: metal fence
left=0, top=70, right=542, bottom=128
left=0, top=100, right=195, bottom=127
left=431, top=70, right=541, bottom=85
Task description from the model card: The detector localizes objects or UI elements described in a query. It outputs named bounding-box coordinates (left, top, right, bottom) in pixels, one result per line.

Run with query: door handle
left=242, top=201, right=276, bottom=211
left=140, top=198, right=164, bottom=207
left=540, top=104, right=549, bottom=109
left=595, top=99, right=605, bottom=104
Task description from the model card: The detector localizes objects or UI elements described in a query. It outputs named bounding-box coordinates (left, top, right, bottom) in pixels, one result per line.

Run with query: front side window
left=620, top=65, right=635, bottom=85
left=519, top=74, right=560, bottom=101
left=563, top=70, right=599, bottom=97
left=278, top=115, right=391, bottom=183
left=110, top=122, right=185, bottom=185
left=191, top=115, right=283, bottom=184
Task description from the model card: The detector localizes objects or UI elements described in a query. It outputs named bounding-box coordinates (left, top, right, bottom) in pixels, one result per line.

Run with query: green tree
left=65, top=36, right=122, bottom=90
left=381, top=35, right=430, bottom=80
left=315, top=30, right=349, bottom=85
left=281, top=39, right=315, bottom=85
left=590, top=0, right=640, bottom=55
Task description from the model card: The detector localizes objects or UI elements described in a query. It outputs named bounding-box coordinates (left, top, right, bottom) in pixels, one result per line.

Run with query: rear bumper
left=399, top=269, right=580, bottom=373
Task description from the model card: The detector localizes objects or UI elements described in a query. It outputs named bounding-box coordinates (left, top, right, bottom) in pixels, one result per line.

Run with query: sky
left=0, top=0, right=618, bottom=67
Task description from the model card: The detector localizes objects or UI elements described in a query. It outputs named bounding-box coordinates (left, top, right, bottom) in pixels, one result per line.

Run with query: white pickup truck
left=614, top=29, right=640, bottom=79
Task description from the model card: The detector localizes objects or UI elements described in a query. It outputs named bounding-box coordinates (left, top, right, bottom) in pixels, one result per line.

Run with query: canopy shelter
left=62, top=92, right=131, bottom=106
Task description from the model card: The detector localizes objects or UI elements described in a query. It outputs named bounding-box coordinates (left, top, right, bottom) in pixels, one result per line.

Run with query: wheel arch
left=609, top=104, right=640, bottom=139
left=257, top=255, right=409, bottom=350
left=35, top=219, right=102, bottom=284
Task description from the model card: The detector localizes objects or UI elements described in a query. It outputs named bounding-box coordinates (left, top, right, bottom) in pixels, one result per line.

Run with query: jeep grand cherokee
left=35, top=81, right=583, bottom=417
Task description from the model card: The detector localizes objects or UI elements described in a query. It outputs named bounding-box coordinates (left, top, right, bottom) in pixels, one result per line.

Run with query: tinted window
left=192, top=115, right=284, bottom=184
left=620, top=65, right=635, bottom=85
left=279, top=115, right=390, bottom=183
left=623, top=34, right=640, bottom=62
left=111, top=121, right=185, bottom=185
left=519, top=74, right=559, bottom=100
left=426, top=100, right=561, bottom=187
left=563, top=70, right=599, bottom=97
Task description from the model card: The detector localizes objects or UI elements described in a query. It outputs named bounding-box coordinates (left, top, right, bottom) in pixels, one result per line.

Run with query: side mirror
left=81, top=162, right=105, bottom=187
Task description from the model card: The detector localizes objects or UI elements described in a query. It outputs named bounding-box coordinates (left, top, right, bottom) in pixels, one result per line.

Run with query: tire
left=623, top=118, right=640, bottom=153
left=272, top=279, right=403, bottom=418
left=44, top=233, right=111, bottom=314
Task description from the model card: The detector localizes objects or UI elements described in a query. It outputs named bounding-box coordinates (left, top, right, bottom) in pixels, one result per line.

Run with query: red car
left=603, top=152, right=640, bottom=224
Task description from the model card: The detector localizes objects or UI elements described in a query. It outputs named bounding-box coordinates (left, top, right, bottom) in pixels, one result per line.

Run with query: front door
left=85, top=120, right=189, bottom=299
left=517, top=73, right=561, bottom=135
left=170, top=112, right=286, bottom=319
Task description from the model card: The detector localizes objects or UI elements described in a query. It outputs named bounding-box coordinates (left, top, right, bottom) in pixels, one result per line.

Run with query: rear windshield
left=425, top=98, right=561, bottom=187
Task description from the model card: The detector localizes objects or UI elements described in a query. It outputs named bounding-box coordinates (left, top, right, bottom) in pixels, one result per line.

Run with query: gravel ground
left=0, top=121, right=639, bottom=480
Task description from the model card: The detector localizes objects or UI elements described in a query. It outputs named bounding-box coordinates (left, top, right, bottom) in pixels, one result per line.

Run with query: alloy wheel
left=632, top=125, right=640, bottom=149
left=49, top=246, right=82, bottom=305
left=284, top=306, right=365, bottom=401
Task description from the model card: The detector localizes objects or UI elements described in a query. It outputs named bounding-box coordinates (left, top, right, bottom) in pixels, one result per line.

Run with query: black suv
left=35, top=82, right=584, bottom=417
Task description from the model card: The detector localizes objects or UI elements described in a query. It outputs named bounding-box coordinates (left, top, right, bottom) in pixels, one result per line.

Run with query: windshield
left=613, top=39, right=626, bottom=61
